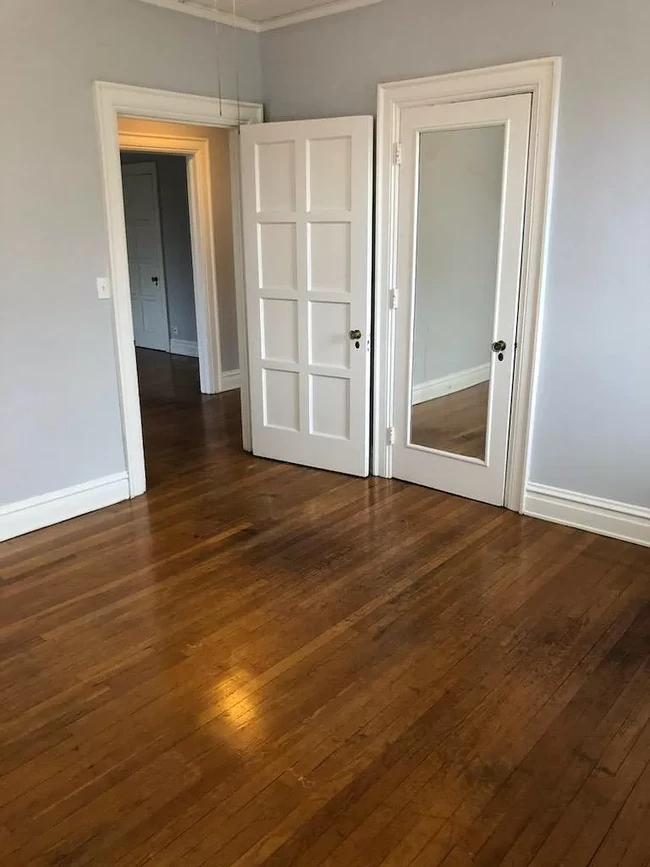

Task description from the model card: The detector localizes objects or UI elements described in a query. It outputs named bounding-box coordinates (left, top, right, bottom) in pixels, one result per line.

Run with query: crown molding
left=259, top=0, right=384, bottom=31
left=138, top=0, right=260, bottom=31
left=138, top=0, right=384, bottom=32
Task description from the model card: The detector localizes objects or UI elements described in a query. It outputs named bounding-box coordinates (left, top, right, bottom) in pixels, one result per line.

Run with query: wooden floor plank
left=1, top=348, right=649, bottom=866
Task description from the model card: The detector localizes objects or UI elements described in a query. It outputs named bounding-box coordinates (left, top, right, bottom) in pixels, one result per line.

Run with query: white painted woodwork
left=373, top=59, right=563, bottom=513
left=240, top=116, right=373, bottom=477
left=122, top=162, right=170, bottom=353
left=138, top=0, right=384, bottom=31
left=391, top=94, right=532, bottom=507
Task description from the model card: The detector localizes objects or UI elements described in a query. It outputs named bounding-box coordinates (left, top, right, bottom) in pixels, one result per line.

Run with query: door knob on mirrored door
left=349, top=329, right=362, bottom=340
left=492, top=340, right=507, bottom=353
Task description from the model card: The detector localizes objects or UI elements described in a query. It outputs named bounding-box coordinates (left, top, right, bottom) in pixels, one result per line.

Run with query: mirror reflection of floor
left=410, top=381, right=489, bottom=459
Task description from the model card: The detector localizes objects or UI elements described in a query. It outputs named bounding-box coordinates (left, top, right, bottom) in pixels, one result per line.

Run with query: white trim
left=137, top=0, right=383, bottom=31
left=221, top=369, right=241, bottom=391
left=138, top=0, right=259, bottom=30
left=0, top=474, right=129, bottom=543
left=94, top=81, right=262, bottom=497
left=230, top=128, right=252, bottom=451
left=524, top=483, right=650, bottom=548
left=412, top=363, right=490, bottom=405
left=373, top=58, right=562, bottom=513
left=170, top=338, right=199, bottom=357
left=260, top=0, right=384, bottom=31
left=121, top=130, right=221, bottom=389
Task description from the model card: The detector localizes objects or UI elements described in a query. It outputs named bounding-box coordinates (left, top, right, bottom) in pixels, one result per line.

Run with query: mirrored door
left=391, top=94, right=531, bottom=506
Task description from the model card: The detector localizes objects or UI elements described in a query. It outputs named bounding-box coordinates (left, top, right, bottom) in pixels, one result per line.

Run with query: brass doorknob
left=492, top=340, right=506, bottom=353
left=349, top=329, right=362, bottom=340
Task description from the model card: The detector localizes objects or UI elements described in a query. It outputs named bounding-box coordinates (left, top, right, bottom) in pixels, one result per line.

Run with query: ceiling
left=139, top=0, right=384, bottom=31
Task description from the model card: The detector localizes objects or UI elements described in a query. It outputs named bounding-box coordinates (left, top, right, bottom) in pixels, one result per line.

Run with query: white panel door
left=391, top=95, right=531, bottom=506
left=122, top=161, right=170, bottom=352
left=240, top=117, right=373, bottom=476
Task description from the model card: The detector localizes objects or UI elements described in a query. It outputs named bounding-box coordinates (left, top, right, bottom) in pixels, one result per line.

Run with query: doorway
left=116, top=116, right=250, bottom=488
left=94, top=82, right=263, bottom=497
left=118, top=117, right=243, bottom=394
left=120, top=156, right=184, bottom=355
left=373, top=58, right=562, bottom=512
left=390, top=94, right=531, bottom=507
left=119, top=147, right=203, bottom=484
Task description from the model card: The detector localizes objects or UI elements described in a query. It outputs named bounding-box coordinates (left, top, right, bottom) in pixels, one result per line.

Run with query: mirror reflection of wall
left=410, top=125, right=506, bottom=459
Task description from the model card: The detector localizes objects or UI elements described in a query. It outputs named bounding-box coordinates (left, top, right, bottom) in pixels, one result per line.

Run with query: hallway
left=1, top=356, right=650, bottom=865
left=135, top=347, right=243, bottom=490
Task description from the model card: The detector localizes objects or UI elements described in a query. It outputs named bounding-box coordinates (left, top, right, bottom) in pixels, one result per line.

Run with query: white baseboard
left=524, top=483, right=650, bottom=548
left=170, top=338, right=199, bottom=358
left=221, top=369, right=241, bottom=391
left=0, top=472, right=130, bottom=543
left=412, top=363, right=490, bottom=405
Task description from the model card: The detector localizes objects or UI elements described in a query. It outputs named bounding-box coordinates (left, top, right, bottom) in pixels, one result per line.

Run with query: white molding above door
left=94, top=82, right=262, bottom=498
left=373, top=57, right=562, bottom=513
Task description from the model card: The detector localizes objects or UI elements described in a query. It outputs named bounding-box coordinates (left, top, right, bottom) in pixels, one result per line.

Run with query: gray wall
left=0, top=0, right=262, bottom=507
left=413, top=127, right=503, bottom=389
left=261, top=0, right=650, bottom=509
left=121, top=152, right=198, bottom=344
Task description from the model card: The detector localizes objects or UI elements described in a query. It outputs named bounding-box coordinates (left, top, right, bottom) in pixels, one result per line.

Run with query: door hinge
left=390, top=289, right=399, bottom=310
left=393, top=142, right=403, bottom=166
left=387, top=426, right=396, bottom=446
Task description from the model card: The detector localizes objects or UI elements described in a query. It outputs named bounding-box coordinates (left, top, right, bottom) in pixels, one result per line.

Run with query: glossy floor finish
left=411, top=383, right=489, bottom=460
left=2, top=351, right=650, bottom=866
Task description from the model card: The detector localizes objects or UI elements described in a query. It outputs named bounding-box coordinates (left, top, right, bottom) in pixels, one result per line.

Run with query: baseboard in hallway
left=221, top=369, right=241, bottom=391
left=170, top=338, right=199, bottom=358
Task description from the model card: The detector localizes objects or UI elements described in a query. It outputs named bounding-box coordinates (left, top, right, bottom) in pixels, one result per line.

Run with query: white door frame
left=94, top=82, right=263, bottom=498
left=373, top=57, right=562, bottom=512
left=120, top=131, right=221, bottom=384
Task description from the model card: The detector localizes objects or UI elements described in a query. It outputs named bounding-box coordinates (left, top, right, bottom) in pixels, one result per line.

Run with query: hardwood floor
left=1, top=350, right=650, bottom=866
left=411, top=383, right=489, bottom=459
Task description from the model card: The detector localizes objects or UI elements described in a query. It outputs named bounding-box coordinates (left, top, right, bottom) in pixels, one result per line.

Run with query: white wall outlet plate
left=96, top=277, right=111, bottom=300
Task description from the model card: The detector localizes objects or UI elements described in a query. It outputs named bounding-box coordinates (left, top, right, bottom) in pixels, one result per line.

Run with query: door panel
left=392, top=94, right=531, bottom=506
left=240, top=117, right=373, bottom=476
left=122, top=162, right=170, bottom=353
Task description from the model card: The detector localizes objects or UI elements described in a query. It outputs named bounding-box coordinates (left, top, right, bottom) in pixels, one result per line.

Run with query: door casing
left=119, top=128, right=227, bottom=394
left=94, top=81, right=263, bottom=498
left=373, top=57, right=562, bottom=512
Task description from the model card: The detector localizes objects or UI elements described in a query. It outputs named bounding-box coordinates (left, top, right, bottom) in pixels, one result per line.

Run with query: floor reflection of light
left=202, top=669, right=262, bottom=745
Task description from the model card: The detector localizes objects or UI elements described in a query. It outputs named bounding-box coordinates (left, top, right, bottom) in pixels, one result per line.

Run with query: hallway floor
left=1, top=350, right=650, bottom=865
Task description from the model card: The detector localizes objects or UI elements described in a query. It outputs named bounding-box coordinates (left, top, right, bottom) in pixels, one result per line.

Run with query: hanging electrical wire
left=213, top=0, right=224, bottom=115
left=232, top=0, right=242, bottom=128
